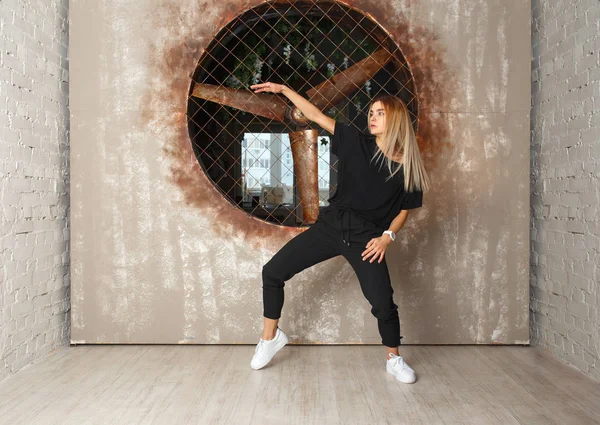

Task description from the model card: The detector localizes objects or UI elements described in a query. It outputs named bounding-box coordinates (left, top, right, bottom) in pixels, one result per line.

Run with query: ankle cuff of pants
left=383, top=335, right=403, bottom=347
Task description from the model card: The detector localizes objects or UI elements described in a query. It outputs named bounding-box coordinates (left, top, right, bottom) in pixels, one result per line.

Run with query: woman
left=248, top=82, right=431, bottom=384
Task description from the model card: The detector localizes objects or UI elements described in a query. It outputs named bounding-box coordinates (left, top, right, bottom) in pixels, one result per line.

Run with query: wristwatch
left=383, top=230, right=396, bottom=242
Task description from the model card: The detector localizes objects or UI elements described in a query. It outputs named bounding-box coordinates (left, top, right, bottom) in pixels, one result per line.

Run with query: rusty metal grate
left=187, top=0, right=418, bottom=227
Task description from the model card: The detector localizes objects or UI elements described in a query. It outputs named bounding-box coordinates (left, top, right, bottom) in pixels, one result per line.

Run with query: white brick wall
left=0, top=0, right=69, bottom=383
left=531, top=0, right=600, bottom=380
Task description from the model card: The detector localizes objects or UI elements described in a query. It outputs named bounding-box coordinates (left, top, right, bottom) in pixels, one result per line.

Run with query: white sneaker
left=386, top=353, right=417, bottom=384
left=250, top=327, right=288, bottom=370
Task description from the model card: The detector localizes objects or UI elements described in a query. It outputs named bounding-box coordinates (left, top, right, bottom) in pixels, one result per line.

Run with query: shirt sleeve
left=401, top=189, right=423, bottom=210
left=330, top=121, right=360, bottom=157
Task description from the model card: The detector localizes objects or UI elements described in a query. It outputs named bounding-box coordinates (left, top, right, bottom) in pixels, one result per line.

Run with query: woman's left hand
left=362, top=236, right=392, bottom=263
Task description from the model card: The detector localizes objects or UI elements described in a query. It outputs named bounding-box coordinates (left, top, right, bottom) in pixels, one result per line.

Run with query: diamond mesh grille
left=187, top=0, right=418, bottom=226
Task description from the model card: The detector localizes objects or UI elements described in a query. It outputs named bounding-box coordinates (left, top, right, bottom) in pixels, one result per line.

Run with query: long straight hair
left=368, top=95, right=431, bottom=193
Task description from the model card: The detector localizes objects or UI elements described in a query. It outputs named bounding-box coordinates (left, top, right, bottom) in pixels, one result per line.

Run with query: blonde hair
left=368, top=95, right=431, bottom=193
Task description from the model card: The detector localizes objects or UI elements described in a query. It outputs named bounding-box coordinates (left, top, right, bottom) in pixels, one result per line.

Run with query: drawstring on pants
left=335, top=206, right=352, bottom=247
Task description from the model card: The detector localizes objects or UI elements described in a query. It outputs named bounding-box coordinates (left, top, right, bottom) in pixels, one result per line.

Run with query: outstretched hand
left=251, top=82, right=288, bottom=94
left=362, top=236, right=392, bottom=263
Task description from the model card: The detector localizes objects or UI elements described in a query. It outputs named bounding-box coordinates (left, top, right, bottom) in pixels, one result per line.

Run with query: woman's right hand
left=250, top=82, right=288, bottom=94
left=250, top=81, right=335, bottom=132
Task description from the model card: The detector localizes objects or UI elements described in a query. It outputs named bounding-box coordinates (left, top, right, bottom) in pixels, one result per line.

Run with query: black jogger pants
left=262, top=205, right=403, bottom=347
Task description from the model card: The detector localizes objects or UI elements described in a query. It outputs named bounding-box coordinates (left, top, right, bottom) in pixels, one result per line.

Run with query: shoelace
left=255, top=329, right=280, bottom=354
left=389, top=354, right=406, bottom=371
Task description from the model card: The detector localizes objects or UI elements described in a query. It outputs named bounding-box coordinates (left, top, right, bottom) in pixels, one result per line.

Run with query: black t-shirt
left=326, top=120, right=423, bottom=230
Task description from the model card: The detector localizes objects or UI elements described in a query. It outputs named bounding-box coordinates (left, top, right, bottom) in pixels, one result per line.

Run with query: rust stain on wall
left=140, top=0, right=457, bottom=249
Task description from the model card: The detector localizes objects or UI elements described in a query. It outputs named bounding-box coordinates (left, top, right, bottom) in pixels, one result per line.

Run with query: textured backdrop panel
left=69, top=0, right=531, bottom=344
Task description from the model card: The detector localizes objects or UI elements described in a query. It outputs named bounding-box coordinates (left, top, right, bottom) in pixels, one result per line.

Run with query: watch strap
left=383, top=230, right=396, bottom=241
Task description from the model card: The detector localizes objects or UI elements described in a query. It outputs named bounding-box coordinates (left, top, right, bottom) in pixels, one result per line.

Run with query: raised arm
left=251, top=82, right=335, bottom=134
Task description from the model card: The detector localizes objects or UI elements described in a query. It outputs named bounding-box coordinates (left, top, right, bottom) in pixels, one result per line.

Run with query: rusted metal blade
left=191, top=84, right=288, bottom=122
left=289, top=129, right=320, bottom=224
left=306, top=48, right=393, bottom=111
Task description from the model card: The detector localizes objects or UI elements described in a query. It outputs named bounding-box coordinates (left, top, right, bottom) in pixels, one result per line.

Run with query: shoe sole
left=251, top=332, right=289, bottom=370
left=386, top=362, right=417, bottom=384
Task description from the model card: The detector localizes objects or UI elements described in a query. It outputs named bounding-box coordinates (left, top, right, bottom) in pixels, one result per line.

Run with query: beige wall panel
left=69, top=0, right=531, bottom=344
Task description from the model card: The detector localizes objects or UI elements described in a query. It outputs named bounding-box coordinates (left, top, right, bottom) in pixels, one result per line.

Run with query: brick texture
left=0, top=0, right=69, bottom=383
left=531, top=0, right=600, bottom=380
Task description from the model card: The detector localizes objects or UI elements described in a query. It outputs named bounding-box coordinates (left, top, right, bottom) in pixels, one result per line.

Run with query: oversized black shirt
left=325, top=120, right=423, bottom=232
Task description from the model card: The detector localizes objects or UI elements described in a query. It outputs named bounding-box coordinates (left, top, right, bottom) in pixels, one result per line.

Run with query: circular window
left=187, top=0, right=418, bottom=227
